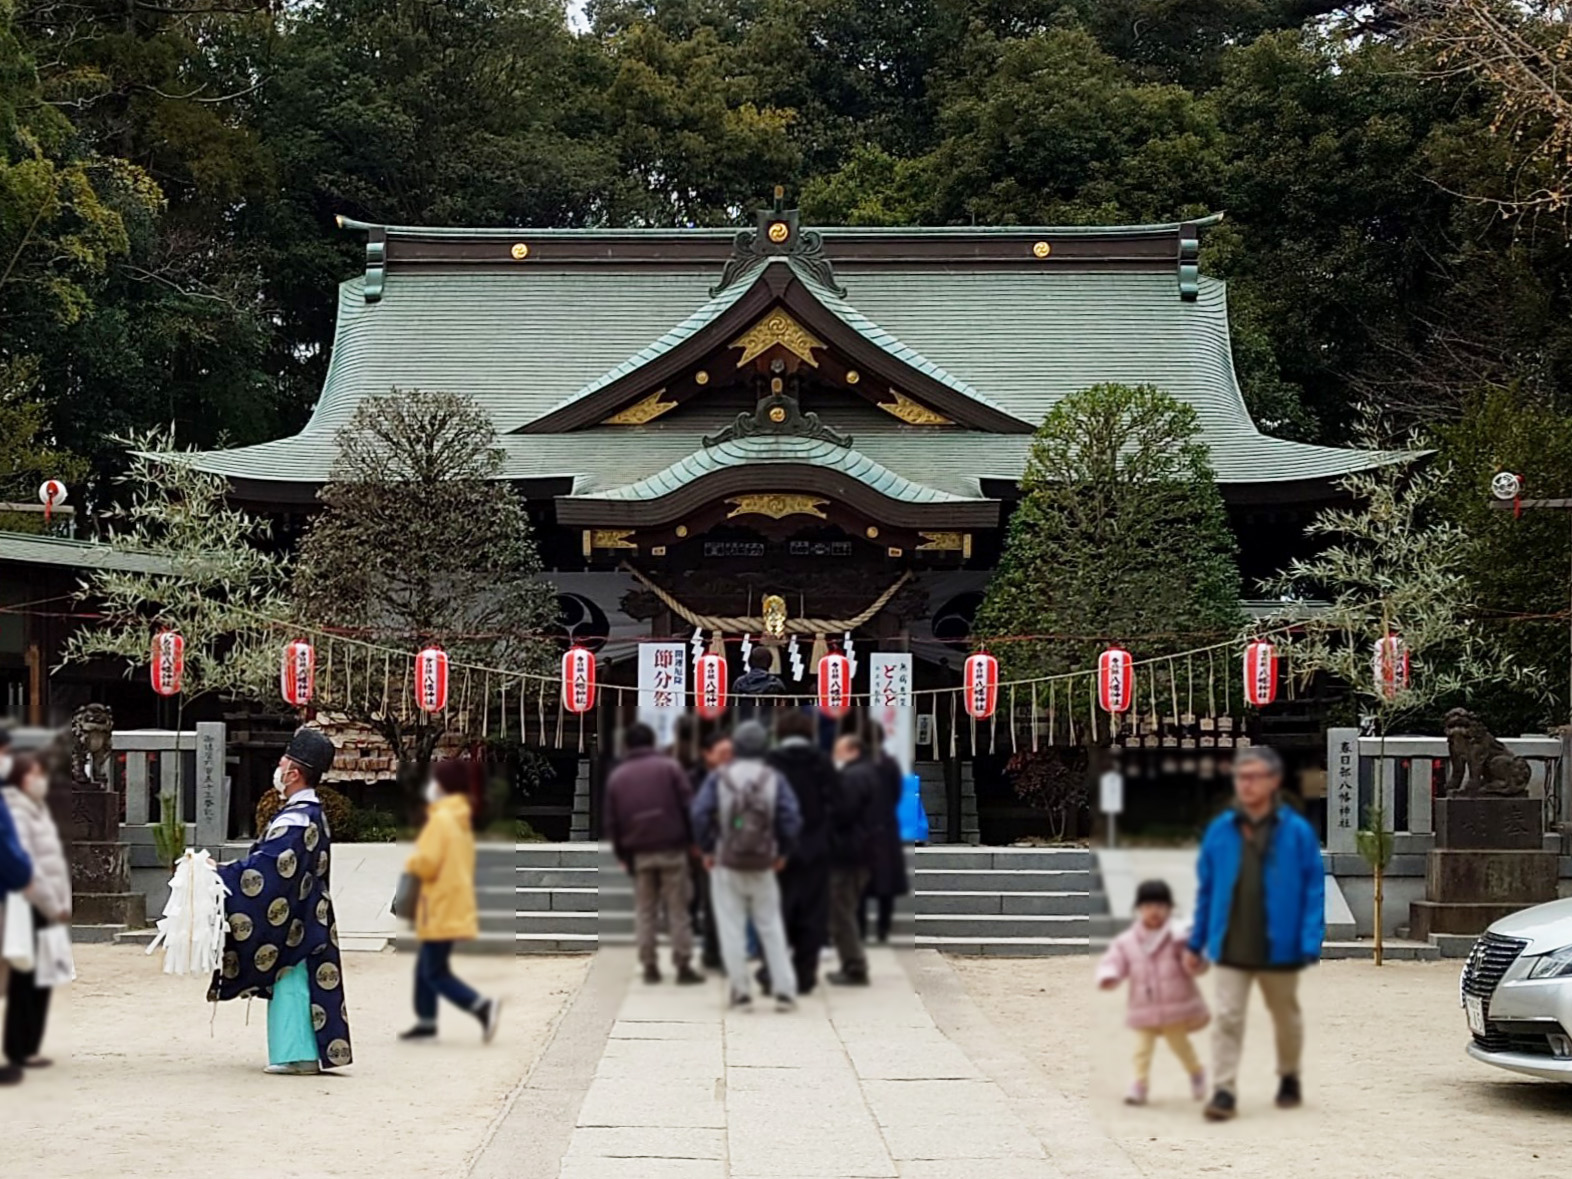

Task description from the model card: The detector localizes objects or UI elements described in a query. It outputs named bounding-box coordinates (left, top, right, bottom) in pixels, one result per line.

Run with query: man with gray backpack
left=690, top=721, right=803, bottom=1011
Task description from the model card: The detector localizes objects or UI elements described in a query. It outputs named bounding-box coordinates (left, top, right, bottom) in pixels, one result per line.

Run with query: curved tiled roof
left=571, top=435, right=988, bottom=506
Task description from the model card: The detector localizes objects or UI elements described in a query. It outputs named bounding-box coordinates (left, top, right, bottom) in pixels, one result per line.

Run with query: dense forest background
left=6, top=0, right=1572, bottom=721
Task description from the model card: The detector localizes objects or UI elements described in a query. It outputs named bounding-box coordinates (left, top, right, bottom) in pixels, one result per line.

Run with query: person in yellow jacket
left=400, top=759, right=502, bottom=1042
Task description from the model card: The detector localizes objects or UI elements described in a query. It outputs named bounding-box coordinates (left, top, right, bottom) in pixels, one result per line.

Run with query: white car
left=1463, top=898, right=1572, bottom=1081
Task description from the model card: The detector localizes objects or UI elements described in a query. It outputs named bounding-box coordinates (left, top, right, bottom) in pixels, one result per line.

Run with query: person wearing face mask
left=1, top=753, right=68, bottom=1076
left=209, top=727, right=353, bottom=1075
left=399, top=758, right=501, bottom=1042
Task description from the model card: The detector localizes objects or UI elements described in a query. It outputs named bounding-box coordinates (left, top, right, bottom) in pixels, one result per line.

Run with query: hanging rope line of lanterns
left=139, top=605, right=1416, bottom=752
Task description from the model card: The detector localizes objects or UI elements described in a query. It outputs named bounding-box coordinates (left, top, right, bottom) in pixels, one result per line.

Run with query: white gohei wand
left=147, top=849, right=231, bottom=976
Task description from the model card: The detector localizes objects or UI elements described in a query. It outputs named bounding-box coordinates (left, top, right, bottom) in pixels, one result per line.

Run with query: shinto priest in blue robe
left=207, top=729, right=352, bottom=1070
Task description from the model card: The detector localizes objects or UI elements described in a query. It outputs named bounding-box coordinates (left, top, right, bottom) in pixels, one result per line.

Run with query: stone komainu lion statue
left=1444, top=707, right=1531, bottom=798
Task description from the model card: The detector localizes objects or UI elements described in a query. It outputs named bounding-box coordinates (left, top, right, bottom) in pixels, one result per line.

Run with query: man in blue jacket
left=1183, top=745, right=1324, bottom=1122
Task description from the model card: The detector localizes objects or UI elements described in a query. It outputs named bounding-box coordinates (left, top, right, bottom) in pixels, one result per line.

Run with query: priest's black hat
left=283, top=727, right=336, bottom=780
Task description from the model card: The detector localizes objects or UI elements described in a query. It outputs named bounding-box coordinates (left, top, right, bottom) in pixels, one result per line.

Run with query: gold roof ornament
left=918, top=531, right=973, bottom=558
left=588, top=529, right=638, bottom=550
left=731, top=310, right=826, bottom=368
left=511, top=242, right=530, bottom=260
left=726, top=494, right=828, bottom=520
left=603, top=388, right=678, bottom=425
left=767, top=221, right=790, bottom=244
left=762, top=594, right=787, bottom=638
left=878, top=389, right=953, bottom=426
left=1032, top=241, right=1051, bottom=258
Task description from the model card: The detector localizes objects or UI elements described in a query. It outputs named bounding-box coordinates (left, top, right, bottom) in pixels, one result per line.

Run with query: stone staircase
left=912, top=846, right=1092, bottom=955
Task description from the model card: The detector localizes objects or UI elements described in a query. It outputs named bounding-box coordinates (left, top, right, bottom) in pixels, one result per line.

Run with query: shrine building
left=172, top=194, right=1388, bottom=841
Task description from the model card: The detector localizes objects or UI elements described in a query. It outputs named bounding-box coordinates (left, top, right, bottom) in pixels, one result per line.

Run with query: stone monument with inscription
left=1409, top=709, right=1558, bottom=939
left=62, top=704, right=147, bottom=938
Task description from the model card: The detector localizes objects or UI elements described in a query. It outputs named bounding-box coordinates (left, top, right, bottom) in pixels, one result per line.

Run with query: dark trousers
left=858, top=892, right=896, bottom=943
left=829, top=866, right=870, bottom=978
left=4, top=966, right=51, bottom=1064
left=779, top=857, right=830, bottom=994
left=415, top=940, right=482, bottom=1024
left=691, top=857, right=722, bottom=967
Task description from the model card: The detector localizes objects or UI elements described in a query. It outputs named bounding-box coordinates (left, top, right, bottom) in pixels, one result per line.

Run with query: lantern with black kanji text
left=1243, top=639, right=1277, bottom=708
left=416, top=646, right=449, bottom=713
left=151, top=630, right=184, bottom=697
left=694, top=652, right=727, bottom=719
left=1097, top=647, right=1133, bottom=714
left=818, top=651, right=851, bottom=719
left=963, top=652, right=998, bottom=720
left=281, top=639, right=315, bottom=707
left=562, top=645, right=596, bottom=713
left=1373, top=633, right=1409, bottom=700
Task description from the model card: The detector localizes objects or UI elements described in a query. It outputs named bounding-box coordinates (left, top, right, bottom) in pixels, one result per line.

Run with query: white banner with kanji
left=637, top=642, right=688, bottom=748
left=869, top=652, right=914, bottom=775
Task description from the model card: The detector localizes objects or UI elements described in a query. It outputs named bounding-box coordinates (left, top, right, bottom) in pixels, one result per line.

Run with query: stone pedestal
left=1433, top=797, right=1543, bottom=850
left=68, top=786, right=147, bottom=934
left=1409, top=798, right=1557, bottom=939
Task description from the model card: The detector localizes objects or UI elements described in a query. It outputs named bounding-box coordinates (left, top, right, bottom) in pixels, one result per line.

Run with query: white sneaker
left=264, top=1061, right=320, bottom=1076
left=480, top=998, right=504, bottom=1044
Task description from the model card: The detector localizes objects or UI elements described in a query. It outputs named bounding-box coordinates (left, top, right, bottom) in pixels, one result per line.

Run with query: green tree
left=976, top=383, right=1243, bottom=681
left=292, top=389, right=558, bottom=796
left=60, top=428, right=289, bottom=698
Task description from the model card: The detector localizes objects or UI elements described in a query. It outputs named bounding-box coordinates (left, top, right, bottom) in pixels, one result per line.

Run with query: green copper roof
left=184, top=221, right=1395, bottom=490
left=0, top=531, right=173, bottom=574
left=531, top=256, right=1018, bottom=428
left=572, top=435, right=988, bottom=505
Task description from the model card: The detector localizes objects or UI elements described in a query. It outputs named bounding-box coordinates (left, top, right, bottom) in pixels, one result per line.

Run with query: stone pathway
left=472, top=945, right=1125, bottom=1179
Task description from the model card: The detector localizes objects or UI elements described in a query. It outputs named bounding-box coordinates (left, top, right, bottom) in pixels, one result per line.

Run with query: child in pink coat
left=1096, top=879, right=1209, bottom=1105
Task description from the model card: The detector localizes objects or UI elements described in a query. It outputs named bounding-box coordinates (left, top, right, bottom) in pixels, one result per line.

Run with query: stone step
left=913, top=868, right=1094, bottom=892
left=914, top=890, right=1090, bottom=916
left=915, top=846, right=1093, bottom=870
left=71, top=924, right=130, bottom=945
left=112, top=928, right=158, bottom=947
left=516, top=866, right=599, bottom=888
left=1320, top=939, right=1441, bottom=962
left=1429, top=932, right=1478, bottom=959
left=510, top=844, right=601, bottom=868
left=514, top=886, right=598, bottom=912
left=915, top=935, right=1089, bottom=956
left=515, top=910, right=599, bottom=935
left=915, top=913, right=1090, bottom=939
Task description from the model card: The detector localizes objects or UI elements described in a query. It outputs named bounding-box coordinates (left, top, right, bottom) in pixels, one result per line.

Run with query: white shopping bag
left=3, top=891, right=35, bottom=972
left=34, top=924, right=75, bottom=988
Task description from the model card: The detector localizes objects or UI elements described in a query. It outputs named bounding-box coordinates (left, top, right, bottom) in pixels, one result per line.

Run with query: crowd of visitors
left=606, top=711, right=910, bottom=1011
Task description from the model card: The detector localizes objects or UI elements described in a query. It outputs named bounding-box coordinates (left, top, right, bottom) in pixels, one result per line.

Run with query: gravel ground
left=952, top=955, right=1572, bottom=1178
left=5, top=946, right=588, bottom=1179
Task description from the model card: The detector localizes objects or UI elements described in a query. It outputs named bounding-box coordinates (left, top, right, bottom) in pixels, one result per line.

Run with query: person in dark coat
left=731, top=647, right=786, bottom=720
left=860, top=722, right=909, bottom=944
left=767, top=710, right=838, bottom=995
left=826, top=733, right=879, bottom=985
left=603, top=723, right=704, bottom=986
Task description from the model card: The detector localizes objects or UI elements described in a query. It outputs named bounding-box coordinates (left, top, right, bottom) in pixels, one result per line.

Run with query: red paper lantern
left=963, top=652, right=998, bottom=720
left=562, top=645, right=596, bottom=714
left=281, top=639, right=316, bottom=707
left=151, top=630, right=184, bottom=697
left=1243, top=640, right=1278, bottom=708
left=1098, top=647, right=1133, bottom=714
left=415, top=646, right=449, bottom=713
left=694, top=652, right=727, bottom=719
left=818, top=652, right=852, bottom=719
left=1373, top=633, right=1410, bottom=700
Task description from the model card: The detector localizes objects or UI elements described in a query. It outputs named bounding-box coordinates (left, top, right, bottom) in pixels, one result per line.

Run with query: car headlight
left=1527, top=946, right=1572, bottom=980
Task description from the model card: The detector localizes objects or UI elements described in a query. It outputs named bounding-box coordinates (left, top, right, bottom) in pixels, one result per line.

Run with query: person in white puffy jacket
left=2, top=753, right=70, bottom=1070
